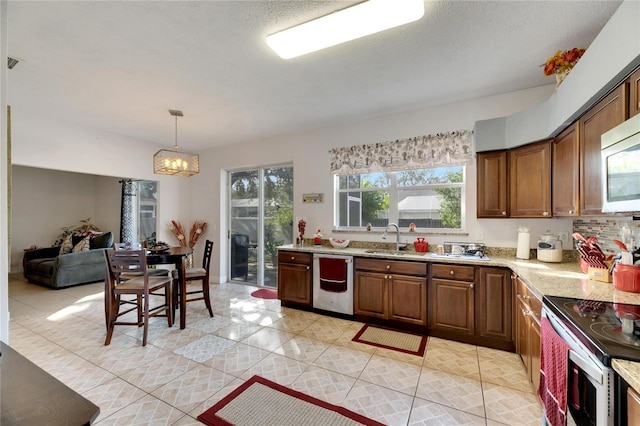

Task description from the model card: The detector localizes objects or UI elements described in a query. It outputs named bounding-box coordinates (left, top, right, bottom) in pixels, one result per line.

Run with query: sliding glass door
left=228, top=164, right=292, bottom=287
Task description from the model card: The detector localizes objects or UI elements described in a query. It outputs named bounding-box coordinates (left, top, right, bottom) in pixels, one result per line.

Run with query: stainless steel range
left=543, top=295, right=640, bottom=426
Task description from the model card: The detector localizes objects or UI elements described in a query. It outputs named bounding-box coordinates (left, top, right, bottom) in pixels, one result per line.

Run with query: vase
left=555, top=69, right=570, bottom=88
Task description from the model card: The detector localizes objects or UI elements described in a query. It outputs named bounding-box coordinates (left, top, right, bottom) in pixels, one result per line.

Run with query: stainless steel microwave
left=601, top=114, right=640, bottom=213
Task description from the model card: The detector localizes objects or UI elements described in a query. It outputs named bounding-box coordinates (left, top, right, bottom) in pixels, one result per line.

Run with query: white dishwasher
left=312, top=253, right=354, bottom=315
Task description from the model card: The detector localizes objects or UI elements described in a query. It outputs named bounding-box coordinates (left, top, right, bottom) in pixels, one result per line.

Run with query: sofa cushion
left=72, top=236, right=91, bottom=253
left=90, top=231, right=113, bottom=249
left=59, top=234, right=74, bottom=255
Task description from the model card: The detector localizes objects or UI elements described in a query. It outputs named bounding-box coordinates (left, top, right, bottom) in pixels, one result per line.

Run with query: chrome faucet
left=382, top=223, right=401, bottom=251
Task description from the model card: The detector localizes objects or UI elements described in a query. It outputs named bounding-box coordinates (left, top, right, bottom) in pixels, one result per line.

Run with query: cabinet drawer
left=355, top=257, right=427, bottom=276
left=431, top=264, right=475, bottom=281
left=516, top=277, right=542, bottom=319
left=278, top=251, right=312, bottom=265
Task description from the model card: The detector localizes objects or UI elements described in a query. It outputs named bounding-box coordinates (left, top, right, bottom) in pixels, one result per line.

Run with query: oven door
left=566, top=350, right=606, bottom=426
left=543, top=307, right=614, bottom=426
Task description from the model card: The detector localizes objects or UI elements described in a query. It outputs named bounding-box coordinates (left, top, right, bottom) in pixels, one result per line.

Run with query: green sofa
left=23, top=232, right=113, bottom=289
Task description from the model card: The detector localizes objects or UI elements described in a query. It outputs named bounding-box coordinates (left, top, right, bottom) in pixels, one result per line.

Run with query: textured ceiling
left=6, top=1, right=622, bottom=151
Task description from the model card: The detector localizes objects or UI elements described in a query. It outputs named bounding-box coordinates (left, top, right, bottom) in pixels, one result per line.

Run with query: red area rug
left=250, top=288, right=277, bottom=299
left=352, top=324, right=427, bottom=356
left=197, top=375, right=384, bottom=426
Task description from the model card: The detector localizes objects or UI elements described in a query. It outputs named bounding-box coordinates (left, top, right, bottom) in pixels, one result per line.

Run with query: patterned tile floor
left=7, top=274, right=542, bottom=425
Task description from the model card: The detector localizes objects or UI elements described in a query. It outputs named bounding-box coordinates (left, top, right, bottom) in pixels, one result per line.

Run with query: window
left=335, top=166, right=464, bottom=230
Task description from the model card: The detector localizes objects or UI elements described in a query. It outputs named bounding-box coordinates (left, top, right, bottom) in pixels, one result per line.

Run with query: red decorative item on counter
left=413, top=238, right=428, bottom=253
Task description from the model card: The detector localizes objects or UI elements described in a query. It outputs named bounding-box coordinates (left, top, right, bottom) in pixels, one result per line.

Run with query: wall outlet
left=559, top=231, right=569, bottom=242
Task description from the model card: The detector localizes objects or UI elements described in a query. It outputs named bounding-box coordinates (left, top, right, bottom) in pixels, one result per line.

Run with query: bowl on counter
left=329, top=238, right=350, bottom=249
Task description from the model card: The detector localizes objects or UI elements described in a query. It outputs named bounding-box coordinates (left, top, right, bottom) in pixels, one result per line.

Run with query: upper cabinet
left=477, top=151, right=508, bottom=218
left=579, top=85, right=627, bottom=216
left=476, top=140, right=552, bottom=219
left=629, top=67, right=640, bottom=118
left=552, top=123, right=580, bottom=217
left=509, top=140, right=552, bottom=218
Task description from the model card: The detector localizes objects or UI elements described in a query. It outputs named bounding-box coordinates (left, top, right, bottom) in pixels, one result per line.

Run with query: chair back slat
left=105, top=249, right=149, bottom=287
left=202, top=240, right=214, bottom=270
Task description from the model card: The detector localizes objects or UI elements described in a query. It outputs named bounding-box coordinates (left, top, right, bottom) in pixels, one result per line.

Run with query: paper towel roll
left=516, top=232, right=530, bottom=259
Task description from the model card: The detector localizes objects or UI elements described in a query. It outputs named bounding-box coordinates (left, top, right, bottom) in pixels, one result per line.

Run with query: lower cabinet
left=354, top=258, right=427, bottom=326
left=277, top=251, right=312, bottom=307
left=429, top=264, right=513, bottom=351
left=628, top=386, right=640, bottom=426
left=429, top=264, right=475, bottom=335
left=514, top=274, right=542, bottom=392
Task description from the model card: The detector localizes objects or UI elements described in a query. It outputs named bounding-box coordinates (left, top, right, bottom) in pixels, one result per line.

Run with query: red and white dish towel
left=538, top=316, right=572, bottom=426
left=319, top=257, right=347, bottom=293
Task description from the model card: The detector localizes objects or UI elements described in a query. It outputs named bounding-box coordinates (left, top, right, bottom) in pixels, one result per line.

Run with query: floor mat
left=352, top=324, right=427, bottom=356
left=197, top=375, right=384, bottom=426
left=250, top=288, right=278, bottom=299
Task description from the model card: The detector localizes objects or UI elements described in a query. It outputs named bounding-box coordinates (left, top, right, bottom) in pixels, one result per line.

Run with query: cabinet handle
left=523, top=294, right=531, bottom=300
left=543, top=211, right=549, bottom=217
left=306, top=266, right=310, bottom=270
left=291, top=256, right=295, bottom=260
left=384, top=275, right=388, bottom=280
left=450, top=270, right=455, bottom=276
left=522, top=309, right=530, bottom=316
left=501, top=211, right=507, bottom=216
left=469, top=283, right=474, bottom=288
left=386, top=265, right=391, bottom=270
left=569, top=210, right=574, bottom=215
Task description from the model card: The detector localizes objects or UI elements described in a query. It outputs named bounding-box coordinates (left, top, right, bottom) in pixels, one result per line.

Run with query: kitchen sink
left=363, top=249, right=407, bottom=256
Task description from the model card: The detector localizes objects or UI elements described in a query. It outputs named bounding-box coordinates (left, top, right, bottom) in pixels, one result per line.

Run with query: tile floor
left=7, top=274, right=542, bottom=425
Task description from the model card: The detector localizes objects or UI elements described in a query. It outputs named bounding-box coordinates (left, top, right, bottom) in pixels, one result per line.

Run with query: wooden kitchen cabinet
left=477, top=267, right=512, bottom=349
left=514, top=274, right=542, bottom=393
left=509, top=139, right=552, bottom=218
left=552, top=123, right=580, bottom=217
left=579, top=85, right=628, bottom=215
left=629, top=67, right=640, bottom=118
left=477, top=150, right=509, bottom=218
left=354, top=258, right=427, bottom=326
left=277, top=251, right=312, bottom=307
left=628, top=386, right=640, bottom=426
left=429, top=264, right=475, bottom=336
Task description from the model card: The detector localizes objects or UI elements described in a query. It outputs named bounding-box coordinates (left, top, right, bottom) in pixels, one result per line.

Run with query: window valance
left=329, top=130, right=474, bottom=175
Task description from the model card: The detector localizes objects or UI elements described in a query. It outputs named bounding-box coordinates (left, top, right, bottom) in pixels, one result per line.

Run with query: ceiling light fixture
left=153, top=110, right=199, bottom=177
left=266, top=0, right=425, bottom=59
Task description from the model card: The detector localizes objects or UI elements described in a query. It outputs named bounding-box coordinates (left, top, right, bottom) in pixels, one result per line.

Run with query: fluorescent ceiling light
left=266, top=0, right=425, bottom=59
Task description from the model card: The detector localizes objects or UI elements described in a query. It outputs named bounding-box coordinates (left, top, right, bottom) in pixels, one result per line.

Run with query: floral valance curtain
left=329, top=130, right=474, bottom=175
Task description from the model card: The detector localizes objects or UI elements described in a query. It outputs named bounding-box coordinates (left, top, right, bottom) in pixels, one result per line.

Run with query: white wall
left=10, top=116, right=193, bottom=248
left=194, top=85, right=573, bottom=283
left=10, top=166, right=124, bottom=272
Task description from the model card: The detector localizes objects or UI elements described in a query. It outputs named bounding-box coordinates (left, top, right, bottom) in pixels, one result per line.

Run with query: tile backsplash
left=573, top=217, right=640, bottom=254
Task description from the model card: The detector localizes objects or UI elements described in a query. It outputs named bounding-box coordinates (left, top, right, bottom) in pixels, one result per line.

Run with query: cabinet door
left=629, top=67, right=640, bottom=118
left=354, top=271, right=388, bottom=319
left=476, top=268, right=512, bottom=342
left=477, top=151, right=508, bottom=218
left=579, top=85, right=628, bottom=215
left=277, top=262, right=312, bottom=305
left=529, top=316, right=541, bottom=392
left=509, top=140, right=552, bottom=218
left=388, top=275, right=427, bottom=325
left=429, top=278, right=474, bottom=335
left=628, top=386, right=640, bottom=426
left=552, top=123, right=580, bottom=216
left=515, top=296, right=530, bottom=370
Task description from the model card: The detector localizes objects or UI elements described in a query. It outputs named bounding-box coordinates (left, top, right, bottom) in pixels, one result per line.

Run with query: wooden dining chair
left=103, top=249, right=173, bottom=346
left=172, top=240, right=214, bottom=317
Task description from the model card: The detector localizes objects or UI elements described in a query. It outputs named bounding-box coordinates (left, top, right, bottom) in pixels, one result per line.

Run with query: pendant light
left=153, top=109, right=199, bottom=177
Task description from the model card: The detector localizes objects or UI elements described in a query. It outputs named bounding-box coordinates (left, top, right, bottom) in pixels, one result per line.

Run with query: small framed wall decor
left=303, top=193, right=324, bottom=203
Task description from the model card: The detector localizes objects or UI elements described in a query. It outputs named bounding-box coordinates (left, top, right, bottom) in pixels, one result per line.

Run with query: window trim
left=334, top=167, right=467, bottom=232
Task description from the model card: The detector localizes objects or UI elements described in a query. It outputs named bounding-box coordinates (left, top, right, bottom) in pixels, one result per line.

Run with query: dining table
left=146, top=246, right=193, bottom=329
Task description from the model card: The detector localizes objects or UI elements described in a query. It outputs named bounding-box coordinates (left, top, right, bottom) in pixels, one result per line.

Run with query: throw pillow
left=90, top=231, right=113, bottom=249
left=59, top=234, right=74, bottom=255
left=72, top=236, right=91, bottom=253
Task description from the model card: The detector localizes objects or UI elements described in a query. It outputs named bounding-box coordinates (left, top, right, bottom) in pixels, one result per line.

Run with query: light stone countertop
left=278, top=244, right=640, bottom=392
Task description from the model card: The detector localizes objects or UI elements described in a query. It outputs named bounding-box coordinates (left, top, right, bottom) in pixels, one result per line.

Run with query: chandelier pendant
left=153, top=109, right=199, bottom=177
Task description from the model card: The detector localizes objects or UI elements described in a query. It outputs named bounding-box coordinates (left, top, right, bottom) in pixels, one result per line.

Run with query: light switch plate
left=559, top=231, right=569, bottom=242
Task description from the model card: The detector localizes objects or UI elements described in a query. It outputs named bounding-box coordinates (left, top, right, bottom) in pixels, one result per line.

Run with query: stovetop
left=544, top=295, right=640, bottom=366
